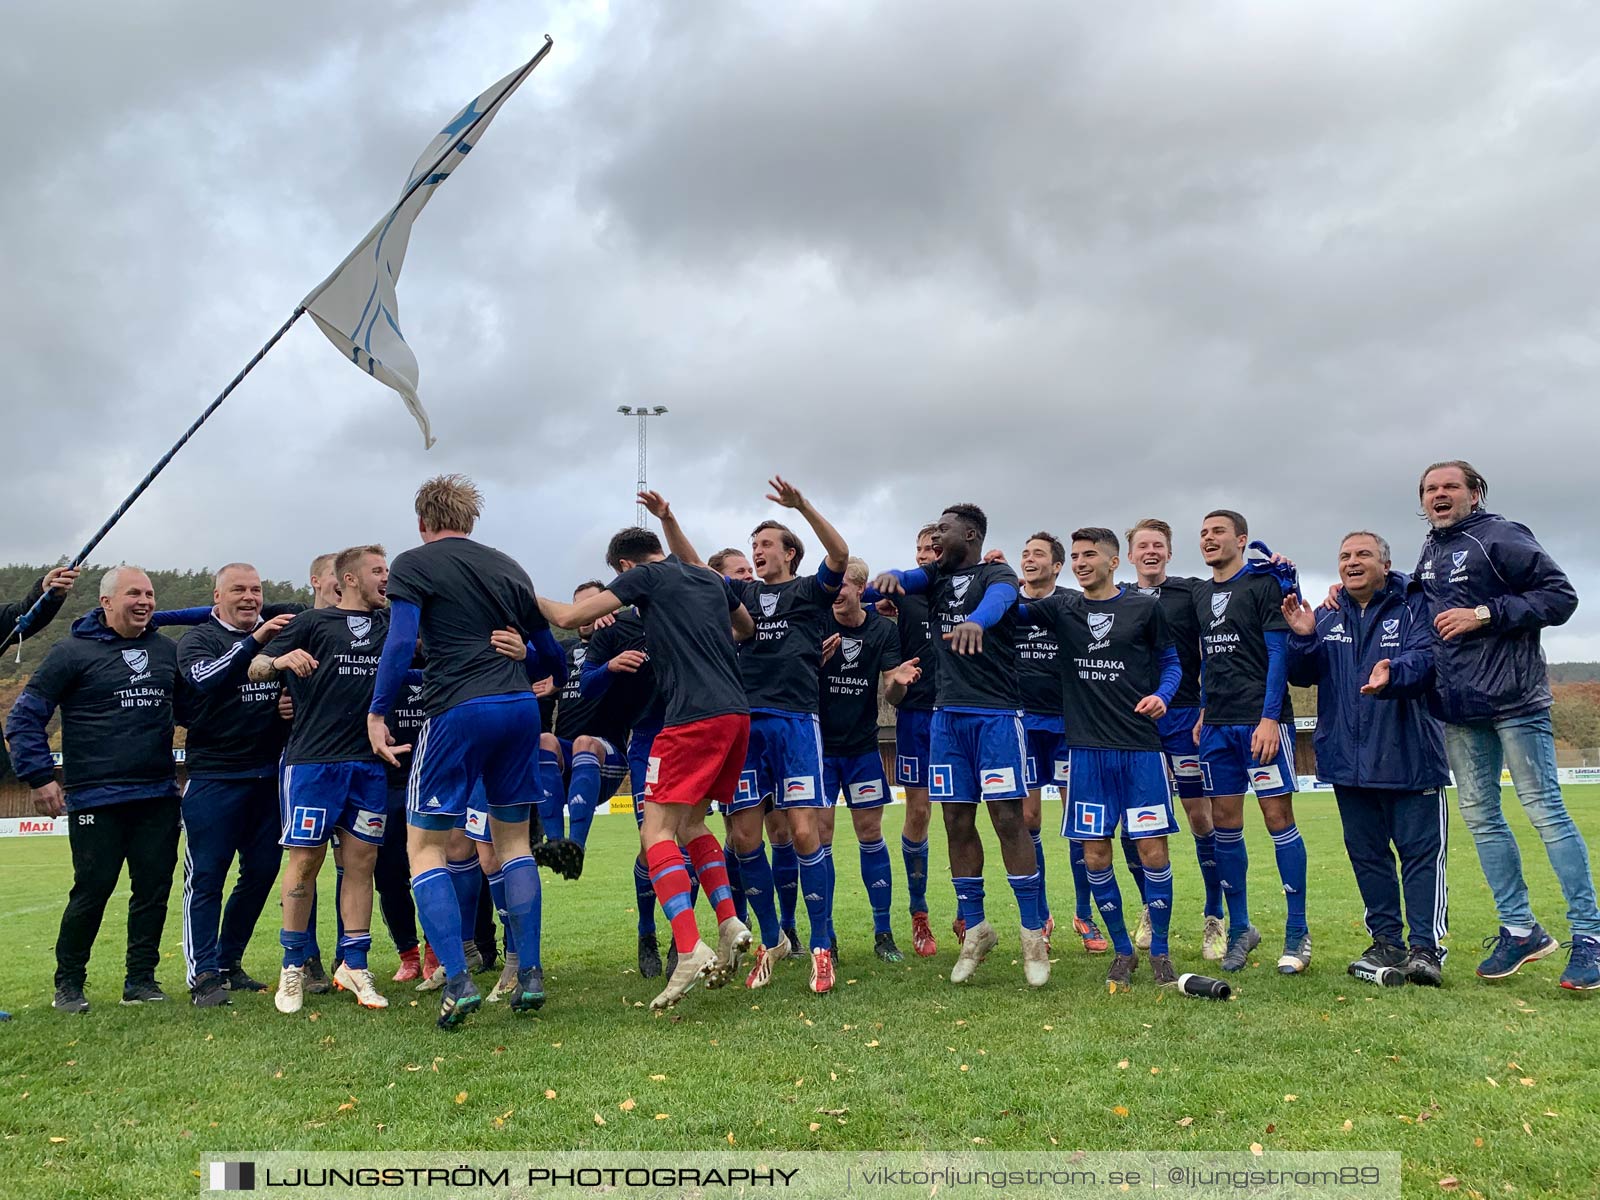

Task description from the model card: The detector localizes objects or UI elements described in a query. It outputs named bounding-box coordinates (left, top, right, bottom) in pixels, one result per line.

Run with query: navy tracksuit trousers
left=1333, top=785, right=1449, bottom=953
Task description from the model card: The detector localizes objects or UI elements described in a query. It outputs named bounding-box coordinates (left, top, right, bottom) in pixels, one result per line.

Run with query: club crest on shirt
left=950, top=575, right=972, bottom=602
left=1451, top=550, right=1469, bottom=570
left=1087, top=612, right=1115, bottom=642
left=347, top=615, right=372, bottom=643
left=1382, top=618, right=1400, bottom=637
left=122, top=648, right=150, bottom=680
left=841, top=637, right=863, bottom=666
left=759, top=592, right=779, bottom=618
left=572, top=644, right=587, bottom=668
left=1210, top=592, right=1231, bottom=620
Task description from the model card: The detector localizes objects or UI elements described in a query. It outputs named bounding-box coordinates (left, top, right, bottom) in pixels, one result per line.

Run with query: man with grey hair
left=1284, top=532, right=1450, bottom=986
left=5, top=566, right=183, bottom=1013
left=174, top=563, right=297, bottom=1006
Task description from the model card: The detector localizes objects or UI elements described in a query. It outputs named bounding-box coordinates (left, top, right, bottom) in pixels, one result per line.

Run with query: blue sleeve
left=861, top=585, right=883, bottom=606
left=1156, top=645, right=1182, bottom=706
left=1261, top=630, right=1289, bottom=721
left=1382, top=595, right=1437, bottom=700
left=528, top=629, right=567, bottom=685
left=5, top=689, right=59, bottom=787
left=1490, top=523, right=1579, bottom=631
left=884, top=567, right=931, bottom=595
left=815, top=560, right=844, bottom=591
left=150, top=606, right=212, bottom=629
left=579, top=652, right=615, bottom=699
left=1014, top=601, right=1037, bottom=626
left=967, top=582, right=1018, bottom=630
left=368, top=599, right=421, bottom=716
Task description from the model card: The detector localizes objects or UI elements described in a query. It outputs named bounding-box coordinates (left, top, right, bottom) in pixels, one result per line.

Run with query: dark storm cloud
left=4, top=1, right=1599, bottom=652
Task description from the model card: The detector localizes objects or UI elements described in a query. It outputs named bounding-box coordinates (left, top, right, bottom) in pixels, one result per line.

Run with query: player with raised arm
left=712, top=545, right=802, bottom=956
left=365, top=476, right=567, bottom=1028
left=655, top=480, right=851, bottom=994
left=1126, top=519, right=1226, bottom=961
left=873, top=504, right=1045, bottom=986
left=539, top=516, right=756, bottom=1010
left=818, top=557, right=921, bottom=961
left=1020, top=528, right=1185, bottom=988
left=885, top=524, right=942, bottom=957
left=251, top=546, right=395, bottom=1014
left=1193, top=510, right=1307, bottom=975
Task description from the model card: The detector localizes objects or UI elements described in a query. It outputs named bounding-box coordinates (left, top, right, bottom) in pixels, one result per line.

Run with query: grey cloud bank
left=5, top=1, right=1599, bottom=652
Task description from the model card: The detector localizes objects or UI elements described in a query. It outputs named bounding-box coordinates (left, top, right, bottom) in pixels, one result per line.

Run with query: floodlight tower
left=616, top=405, right=669, bottom=526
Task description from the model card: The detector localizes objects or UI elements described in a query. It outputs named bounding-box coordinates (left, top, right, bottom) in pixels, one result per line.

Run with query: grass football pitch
left=2, top=788, right=1598, bottom=1199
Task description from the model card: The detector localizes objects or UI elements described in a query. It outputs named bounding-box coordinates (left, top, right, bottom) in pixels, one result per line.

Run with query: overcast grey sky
left=6, top=2, right=1599, bottom=653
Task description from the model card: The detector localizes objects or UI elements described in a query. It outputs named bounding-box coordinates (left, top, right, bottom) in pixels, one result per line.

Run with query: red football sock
left=645, top=841, right=700, bottom=954
left=686, top=833, right=739, bottom=924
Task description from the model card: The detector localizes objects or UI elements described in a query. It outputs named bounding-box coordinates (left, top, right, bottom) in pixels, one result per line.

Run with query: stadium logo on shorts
left=759, top=592, right=779, bottom=618
left=1210, top=592, right=1231, bottom=620
left=1088, top=612, right=1115, bottom=642
left=951, top=575, right=972, bottom=601
left=841, top=637, right=863, bottom=666
left=351, top=809, right=385, bottom=839
left=850, top=780, right=882, bottom=802
left=980, top=767, right=1016, bottom=796
left=346, top=615, right=372, bottom=642
left=1127, top=805, right=1165, bottom=829
left=121, top=648, right=149, bottom=680
left=1170, top=755, right=1201, bottom=778
left=466, top=809, right=486, bottom=834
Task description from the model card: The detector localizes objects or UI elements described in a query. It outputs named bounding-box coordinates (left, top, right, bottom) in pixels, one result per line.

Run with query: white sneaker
left=1202, top=915, right=1226, bottom=962
left=334, top=962, right=389, bottom=1009
left=651, top=940, right=716, bottom=1010
left=707, top=917, right=752, bottom=989
left=274, top=965, right=304, bottom=1015
left=1020, top=925, right=1051, bottom=987
left=487, top=953, right=520, bottom=1003
left=950, top=920, right=999, bottom=984
left=743, top=937, right=791, bottom=990
left=1134, top=906, right=1153, bottom=951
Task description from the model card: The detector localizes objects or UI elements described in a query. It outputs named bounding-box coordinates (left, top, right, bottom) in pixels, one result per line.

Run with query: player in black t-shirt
left=1010, top=530, right=1105, bottom=956
left=1192, top=509, right=1309, bottom=976
left=884, top=522, right=942, bottom=957
left=873, top=503, right=1047, bottom=987
left=532, top=581, right=634, bottom=875
left=252, top=545, right=395, bottom=1014
left=1020, top=528, right=1185, bottom=989
left=366, top=476, right=568, bottom=1026
left=539, top=517, right=757, bottom=1011
left=818, top=558, right=921, bottom=962
left=654, top=479, right=851, bottom=997
left=1125, top=518, right=1226, bottom=963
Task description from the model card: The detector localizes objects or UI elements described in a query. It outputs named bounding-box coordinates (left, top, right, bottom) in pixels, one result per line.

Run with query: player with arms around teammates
left=540, top=514, right=757, bottom=1010
left=1192, top=511, right=1309, bottom=975
left=874, top=504, right=1047, bottom=987
left=818, top=556, right=922, bottom=961
left=366, top=476, right=567, bottom=1027
left=1019, top=528, right=1185, bottom=988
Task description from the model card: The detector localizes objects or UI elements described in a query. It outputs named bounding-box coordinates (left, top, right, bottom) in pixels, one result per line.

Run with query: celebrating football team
left=5, top=457, right=1597, bottom=1028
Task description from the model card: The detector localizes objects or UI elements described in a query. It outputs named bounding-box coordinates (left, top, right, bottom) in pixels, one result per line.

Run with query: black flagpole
left=0, top=34, right=555, bottom=656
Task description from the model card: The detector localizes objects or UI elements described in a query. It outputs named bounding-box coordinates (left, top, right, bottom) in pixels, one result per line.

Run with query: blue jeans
left=1445, top=711, right=1600, bottom=938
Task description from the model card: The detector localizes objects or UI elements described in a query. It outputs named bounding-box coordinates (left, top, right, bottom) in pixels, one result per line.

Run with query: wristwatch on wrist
left=1473, top=604, right=1491, bottom=625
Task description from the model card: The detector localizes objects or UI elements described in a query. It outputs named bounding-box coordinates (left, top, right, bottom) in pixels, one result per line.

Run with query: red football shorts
left=643, top=713, right=751, bottom=808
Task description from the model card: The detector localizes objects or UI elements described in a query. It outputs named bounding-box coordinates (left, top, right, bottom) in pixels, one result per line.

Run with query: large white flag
left=303, top=37, right=552, bottom=448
